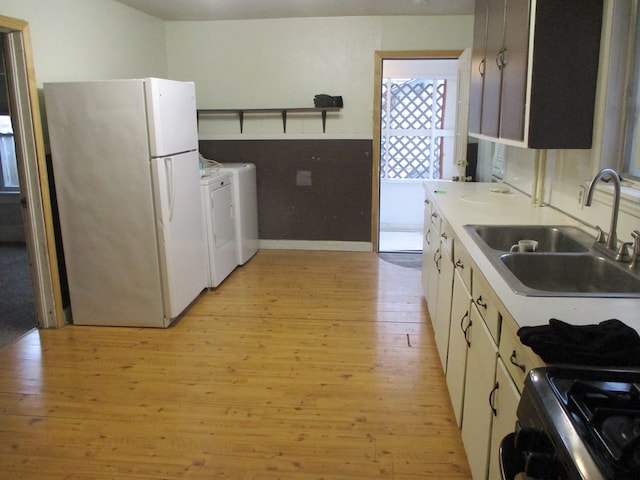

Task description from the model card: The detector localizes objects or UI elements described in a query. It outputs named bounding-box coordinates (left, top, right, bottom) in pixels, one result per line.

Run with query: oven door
left=499, top=431, right=572, bottom=480
left=500, top=433, right=526, bottom=480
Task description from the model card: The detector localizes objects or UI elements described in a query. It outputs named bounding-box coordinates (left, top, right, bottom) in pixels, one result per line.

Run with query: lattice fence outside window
left=380, top=78, right=447, bottom=180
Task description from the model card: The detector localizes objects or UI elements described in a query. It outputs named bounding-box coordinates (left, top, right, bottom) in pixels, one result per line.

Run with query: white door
left=151, top=151, right=207, bottom=322
left=145, top=78, right=198, bottom=156
left=211, top=183, right=237, bottom=286
left=455, top=48, right=472, bottom=180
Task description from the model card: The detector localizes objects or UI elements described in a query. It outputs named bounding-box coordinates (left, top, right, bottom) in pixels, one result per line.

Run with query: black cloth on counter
left=517, top=318, right=640, bottom=367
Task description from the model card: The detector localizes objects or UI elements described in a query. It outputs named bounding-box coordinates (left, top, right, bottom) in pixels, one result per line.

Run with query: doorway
left=0, top=37, right=37, bottom=347
left=372, top=51, right=463, bottom=253
left=0, top=16, right=64, bottom=339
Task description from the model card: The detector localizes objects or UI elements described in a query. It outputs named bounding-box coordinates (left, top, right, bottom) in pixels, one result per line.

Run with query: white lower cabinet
left=433, top=222, right=455, bottom=371
left=445, top=268, right=472, bottom=427
left=422, top=201, right=433, bottom=299
left=461, top=304, right=499, bottom=480
left=422, top=190, right=544, bottom=480
left=487, top=359, right=521, bottom=480
left=423, top=209, right=440, bottom=315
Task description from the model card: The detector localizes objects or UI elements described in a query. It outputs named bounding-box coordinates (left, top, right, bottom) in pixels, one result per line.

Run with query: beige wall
left=1, top=0, right=167, bottom=85
left=165, top=15, right=474, bottom=138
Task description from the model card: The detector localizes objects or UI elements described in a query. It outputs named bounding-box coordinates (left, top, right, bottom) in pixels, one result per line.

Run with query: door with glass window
left=378, top=58, right=458, bottom=252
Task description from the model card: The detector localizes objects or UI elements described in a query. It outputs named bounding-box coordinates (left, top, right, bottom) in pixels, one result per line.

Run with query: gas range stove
left=501, top=367, right=640, bottom=480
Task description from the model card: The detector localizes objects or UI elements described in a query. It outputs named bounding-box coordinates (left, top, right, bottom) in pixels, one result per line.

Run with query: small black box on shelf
left=314, top=94, right=343, bottom=108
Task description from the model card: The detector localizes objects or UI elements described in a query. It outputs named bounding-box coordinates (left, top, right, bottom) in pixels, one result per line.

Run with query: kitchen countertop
left=423, top=180, right=640, bottom=332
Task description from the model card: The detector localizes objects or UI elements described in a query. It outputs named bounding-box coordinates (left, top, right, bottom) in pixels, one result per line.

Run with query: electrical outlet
left=296, top=170, right=312, bottom=186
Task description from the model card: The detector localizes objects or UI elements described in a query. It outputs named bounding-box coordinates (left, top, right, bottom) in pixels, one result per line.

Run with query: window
left=622, top=2, right=640, bottom=179
left=380, top=78, right=448, bottom=180
left=0, top=115, right=19, bottom=191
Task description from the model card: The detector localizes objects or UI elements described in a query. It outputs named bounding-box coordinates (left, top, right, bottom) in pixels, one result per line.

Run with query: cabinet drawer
left=430, top=205, right=442, bottom=233
left=453, top=242, right=472, bottom=292
left=499, top=314, right=545, bottom=393
left=472, top=270, right=501, bottom=343
left=424, top=196, right=433, bottom=219
left=440, top=220, right=454, bottom=262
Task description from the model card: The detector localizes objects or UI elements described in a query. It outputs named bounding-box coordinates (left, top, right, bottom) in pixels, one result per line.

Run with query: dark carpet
left=0, top=243, right=37, bottom=350
left=378, top=252, right=423, bottom=269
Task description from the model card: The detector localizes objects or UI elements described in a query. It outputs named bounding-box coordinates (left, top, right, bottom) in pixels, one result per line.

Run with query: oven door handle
left=499, top=432, right=526, bottom=480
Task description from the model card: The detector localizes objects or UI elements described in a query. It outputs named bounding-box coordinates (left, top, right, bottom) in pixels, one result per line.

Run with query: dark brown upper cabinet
left=468, top=0, right=603, bottom=149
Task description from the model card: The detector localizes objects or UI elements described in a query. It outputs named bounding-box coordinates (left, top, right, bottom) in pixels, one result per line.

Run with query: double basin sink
left=464, top=225, right=640, bottom=298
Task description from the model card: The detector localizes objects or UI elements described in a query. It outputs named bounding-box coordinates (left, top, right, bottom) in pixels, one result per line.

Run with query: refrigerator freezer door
left=145, top=78, right=198, bottom=157
left=44, top=79, right=166, bottom=327
left=151, top=151, right=207, bottom=319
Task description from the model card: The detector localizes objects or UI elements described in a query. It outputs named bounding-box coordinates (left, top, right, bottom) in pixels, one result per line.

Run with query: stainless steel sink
left=467, top=225, right=590, bottom=252
left=499, top=253, right=640, bottom=297
left=463, top=224, right=640, bottom=298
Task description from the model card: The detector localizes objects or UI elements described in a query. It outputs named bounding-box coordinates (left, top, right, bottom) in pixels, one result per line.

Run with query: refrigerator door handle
left=165, top=157, right=175, bottom=221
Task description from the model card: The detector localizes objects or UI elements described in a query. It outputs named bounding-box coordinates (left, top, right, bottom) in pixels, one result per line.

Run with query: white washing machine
left=200, top=170, right=237, bottom=288
left=218, top=163, right=259, bottom=265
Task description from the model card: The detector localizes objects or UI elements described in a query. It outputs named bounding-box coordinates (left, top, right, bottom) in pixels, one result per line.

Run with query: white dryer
left=219, top=163, right=259, bottom=265
left=200, top=170, right=237, bottom=288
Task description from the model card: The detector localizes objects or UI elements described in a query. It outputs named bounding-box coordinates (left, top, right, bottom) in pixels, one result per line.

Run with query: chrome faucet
left=584, top=168, right=622, bottom=252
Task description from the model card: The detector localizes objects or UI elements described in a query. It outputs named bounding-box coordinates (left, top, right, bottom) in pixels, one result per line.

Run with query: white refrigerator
left=44, top=78, right=207, bottom=327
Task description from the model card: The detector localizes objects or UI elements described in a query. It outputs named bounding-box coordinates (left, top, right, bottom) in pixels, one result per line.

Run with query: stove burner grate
left=567, top=380, right=640, bottom=477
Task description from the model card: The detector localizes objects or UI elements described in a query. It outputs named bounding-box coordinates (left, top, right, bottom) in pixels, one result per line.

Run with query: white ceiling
left=113, top=0, right=475, bottom=21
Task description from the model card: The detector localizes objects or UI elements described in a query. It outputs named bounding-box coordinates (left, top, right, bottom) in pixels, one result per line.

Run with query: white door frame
left=372, top=50, right=463, bottom=253
left=1, top=15, right=64, bottom=328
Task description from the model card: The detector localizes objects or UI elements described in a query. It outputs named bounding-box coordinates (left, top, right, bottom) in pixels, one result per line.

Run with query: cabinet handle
left=460, top=312, right=472, bottom=347
left=479, top=58, right=485, bottom=77
left=441, top=232, right=448, bottom=241
left=489, top=382, right=499, bottom=417
left=425, top=198, right=431, bottom=205
left=509, top=350, right=526, bottom=373
left=426, top=229, right=431, bottom=245
left=475, top=295, right=487, bottom=309
left=431, top=212, right=438, bottom=220
left=454, top=259, right=464, bottom=269
left=496, top=48, right=507, bottom=70
left=434, top=249, right=441, bottom=273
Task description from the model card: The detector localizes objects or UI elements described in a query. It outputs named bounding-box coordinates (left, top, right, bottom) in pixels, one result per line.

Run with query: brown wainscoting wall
left=198, top=139, right=373, bottom=242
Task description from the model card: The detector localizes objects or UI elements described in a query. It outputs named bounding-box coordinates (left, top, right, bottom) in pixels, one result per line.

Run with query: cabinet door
left=421, top=204, right=433, bottom=299
left=480, top=0, right=506, bottom=138
left=446, top=270, right=472, bottom=427
left=425, top=240, right=440, bottom=320
left=461, top=305, right=499, bottom=480
left=425, top=247, right=441, bottom=321
left=472, top=271, right=502, bottom=343
left=499, top=0, right=531, bottom=141
left=434, top=240, right=455, bottom=371
left=487, top=359, right=521, bottom=480
left=469, top=0, right=489, bottom=135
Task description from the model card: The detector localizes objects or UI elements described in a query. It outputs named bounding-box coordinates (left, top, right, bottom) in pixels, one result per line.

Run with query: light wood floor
left=0, top=250, right=471, bottom=479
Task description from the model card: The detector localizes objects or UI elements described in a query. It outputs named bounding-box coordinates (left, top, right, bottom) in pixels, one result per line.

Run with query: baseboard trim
left=259, top=240, right=373, bottom=252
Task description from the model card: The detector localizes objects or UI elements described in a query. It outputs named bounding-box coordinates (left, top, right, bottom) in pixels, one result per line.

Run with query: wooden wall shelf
left=197, top=107, right=341, bottom=133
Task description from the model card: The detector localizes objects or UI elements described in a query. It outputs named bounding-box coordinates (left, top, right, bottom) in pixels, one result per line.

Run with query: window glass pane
left=0, top=115, right=19, bottom=189
left=622, top=3, right=640, bottom=179
left=380, top=78, right=446, bottom=180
